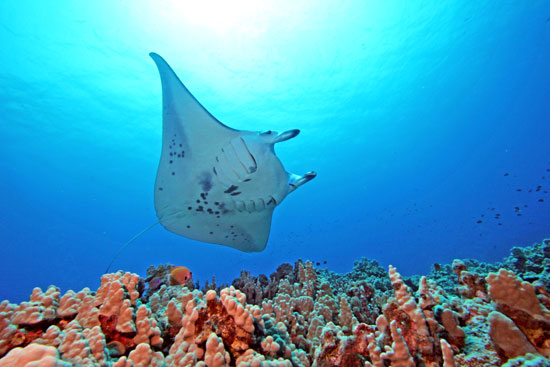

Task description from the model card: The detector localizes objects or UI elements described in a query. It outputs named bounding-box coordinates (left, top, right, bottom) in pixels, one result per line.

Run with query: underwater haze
left=1, top=1, right=549, bottom=303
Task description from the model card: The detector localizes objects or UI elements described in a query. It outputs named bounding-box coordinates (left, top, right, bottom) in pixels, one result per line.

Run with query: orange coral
left=2, top=242, right=550, bottom=366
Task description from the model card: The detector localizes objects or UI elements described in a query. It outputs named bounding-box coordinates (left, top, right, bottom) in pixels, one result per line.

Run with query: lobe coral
left=1, top=239, right=549, bottom=366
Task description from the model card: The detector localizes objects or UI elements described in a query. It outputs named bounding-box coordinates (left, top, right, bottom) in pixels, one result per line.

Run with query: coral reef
left=503, top=239, right=550, bottom=287
left=1, top=239, right=550, bottom=366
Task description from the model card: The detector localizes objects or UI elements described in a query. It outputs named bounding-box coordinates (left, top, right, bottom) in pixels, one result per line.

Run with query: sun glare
left=173, top=0, right=263, bottom=34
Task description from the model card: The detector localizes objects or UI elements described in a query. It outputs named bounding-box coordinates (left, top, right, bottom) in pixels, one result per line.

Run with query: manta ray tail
left=104, top=221, right=160, bottom=274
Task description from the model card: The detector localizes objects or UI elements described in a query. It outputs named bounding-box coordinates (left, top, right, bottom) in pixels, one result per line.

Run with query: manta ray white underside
left=150, top=53, right=316, bottom=252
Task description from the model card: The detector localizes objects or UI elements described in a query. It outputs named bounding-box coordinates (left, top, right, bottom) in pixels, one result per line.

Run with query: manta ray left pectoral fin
left=149, top=52, right=236, bottom=135
left=150, top=52, right=241, bottom=237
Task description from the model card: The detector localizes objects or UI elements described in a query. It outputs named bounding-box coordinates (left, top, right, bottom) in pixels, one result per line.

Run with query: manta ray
left=149, top=53, right=316, bottom=252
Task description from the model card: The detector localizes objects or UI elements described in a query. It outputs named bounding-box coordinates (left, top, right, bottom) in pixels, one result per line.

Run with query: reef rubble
left=1, top=239, right=549, bottom=367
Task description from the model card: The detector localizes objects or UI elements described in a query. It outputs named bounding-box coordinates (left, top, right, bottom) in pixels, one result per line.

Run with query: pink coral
left=12, top=286, right=60, bottom=326
left=487, top=269, right=550, bottom=357
left=0, top=343, right=70, bottom=367
left=1, top=241, right=550, bottom=366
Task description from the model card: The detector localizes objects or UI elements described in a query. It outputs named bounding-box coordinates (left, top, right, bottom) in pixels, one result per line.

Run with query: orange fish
left=170, top=266, right=192, bottom=286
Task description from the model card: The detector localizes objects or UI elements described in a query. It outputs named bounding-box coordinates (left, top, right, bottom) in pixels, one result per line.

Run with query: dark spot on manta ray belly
left=199, top=172, right=213, bottom=192
left=219, top=203, right=230, bottom=214
left=230, top=192, right=241, bottom=196
left=224, top=185, right=239, bottom=194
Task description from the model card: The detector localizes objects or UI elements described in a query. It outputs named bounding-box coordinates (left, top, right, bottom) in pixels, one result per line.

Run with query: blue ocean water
left=1, top=1, right=549, bottom=303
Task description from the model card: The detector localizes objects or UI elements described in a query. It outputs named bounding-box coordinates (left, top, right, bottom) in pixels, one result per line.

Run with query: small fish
left=170, top=266, right=192, bottom=286
left=106, top=341, right=126, bottom=358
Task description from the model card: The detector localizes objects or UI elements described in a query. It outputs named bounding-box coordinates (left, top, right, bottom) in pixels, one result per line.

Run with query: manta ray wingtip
left=149, top=52, right=164, bottom=62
